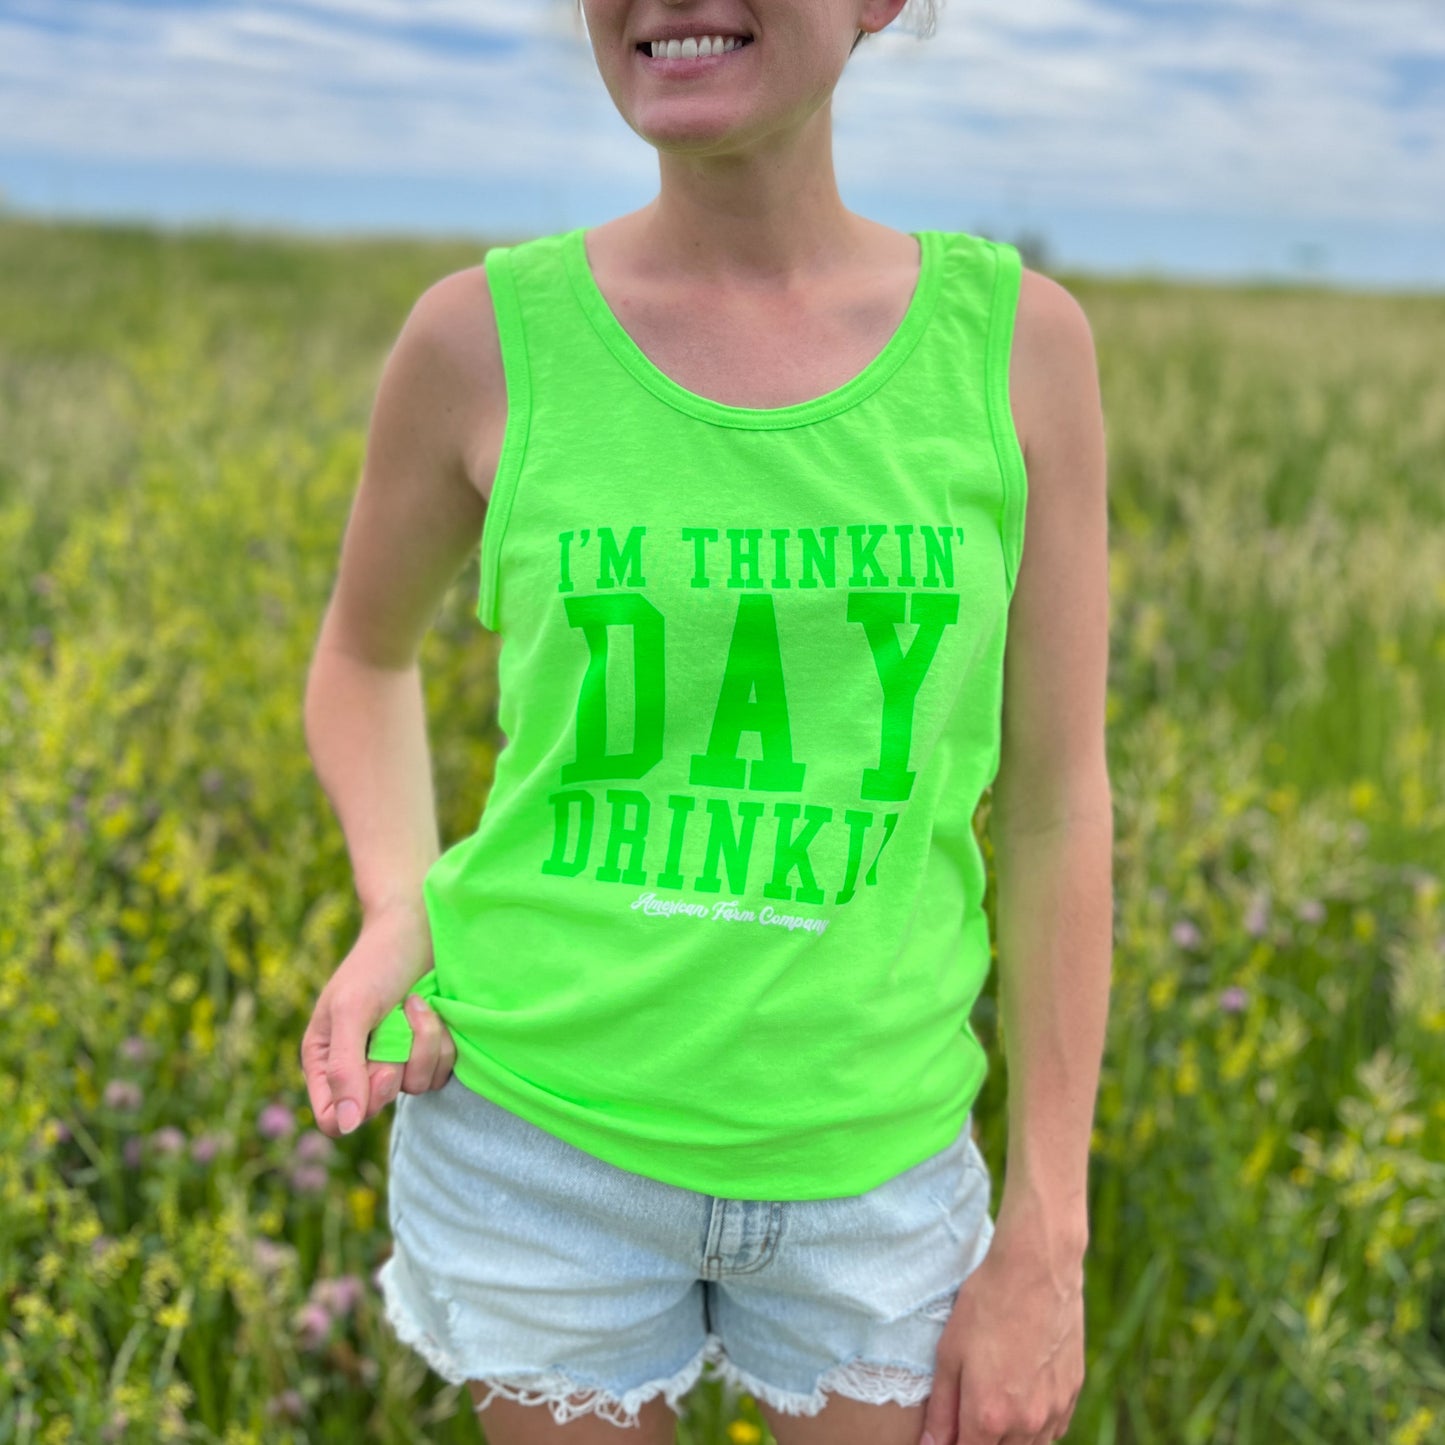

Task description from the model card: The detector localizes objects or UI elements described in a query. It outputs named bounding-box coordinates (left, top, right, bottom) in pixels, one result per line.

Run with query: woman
left=300, top=1, right=1113, bottom=1441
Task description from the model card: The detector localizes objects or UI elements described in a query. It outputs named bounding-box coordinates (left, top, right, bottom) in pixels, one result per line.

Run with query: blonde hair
left=870, top=0, right=943, bottom=42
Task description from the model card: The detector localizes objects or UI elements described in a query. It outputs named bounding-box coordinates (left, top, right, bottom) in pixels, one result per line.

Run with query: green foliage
left=1, top=215, right=1441, bottom=1441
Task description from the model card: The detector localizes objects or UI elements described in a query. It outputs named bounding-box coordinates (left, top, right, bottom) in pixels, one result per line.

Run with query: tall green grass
left=1, top=215, right=1440, bottom=1443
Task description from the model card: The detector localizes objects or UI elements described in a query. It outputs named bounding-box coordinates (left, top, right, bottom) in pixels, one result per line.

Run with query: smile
left=636, top=35, right=755, bottom=73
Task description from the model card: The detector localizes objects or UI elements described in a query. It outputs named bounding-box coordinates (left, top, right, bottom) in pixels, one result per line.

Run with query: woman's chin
left=630, top=105, right=756, bottom=153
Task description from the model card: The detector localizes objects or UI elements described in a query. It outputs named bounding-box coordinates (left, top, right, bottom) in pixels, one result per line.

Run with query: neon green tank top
left=366, top=224, right=1028, bottom=1201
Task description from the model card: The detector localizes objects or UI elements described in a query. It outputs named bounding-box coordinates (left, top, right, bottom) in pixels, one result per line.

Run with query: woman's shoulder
left=1010, top=263, right=1099, bottom=468
left=403, top=259, right=501, bottom=374
left=1017, top=263, right=1092, bottom=341
left=388, top=260, right=509, bottom=503
left=402, top=230, right=569, bottom=402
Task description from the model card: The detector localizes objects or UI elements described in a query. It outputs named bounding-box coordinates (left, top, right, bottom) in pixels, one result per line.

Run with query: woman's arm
left=988, top=265, right=1113, bottom=1267
left=920, top=267, right=1110, bottom=1445
left=925, top=265, right=1110, bottom=1445
left=299, top=264, right=497, bottom=1131
left=303, top=269, right=493, bottom=916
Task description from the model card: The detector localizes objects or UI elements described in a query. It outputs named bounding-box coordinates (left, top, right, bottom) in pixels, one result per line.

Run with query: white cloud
left=0, top=0, right=1438, bottom=226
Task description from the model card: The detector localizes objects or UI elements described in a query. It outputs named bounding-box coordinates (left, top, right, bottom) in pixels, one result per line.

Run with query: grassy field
left=1, top=212, right=1441, bottom=1443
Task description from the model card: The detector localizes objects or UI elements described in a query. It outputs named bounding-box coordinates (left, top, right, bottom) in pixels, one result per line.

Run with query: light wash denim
left=375, top=1073, right=995, bottom=1430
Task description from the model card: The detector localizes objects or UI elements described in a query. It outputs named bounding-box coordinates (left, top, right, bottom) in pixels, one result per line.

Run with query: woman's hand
left=918, top=1223, right=1086, bottom=1444
left=299, top=901, right=457, bottom=1138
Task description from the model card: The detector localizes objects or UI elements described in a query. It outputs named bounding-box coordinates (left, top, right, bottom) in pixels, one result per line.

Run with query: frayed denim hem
left=376, top=1249, right=939, bottom=1428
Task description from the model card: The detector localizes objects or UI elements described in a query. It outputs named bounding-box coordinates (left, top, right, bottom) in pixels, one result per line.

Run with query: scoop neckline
left=562, top=226, right=944, bottom=431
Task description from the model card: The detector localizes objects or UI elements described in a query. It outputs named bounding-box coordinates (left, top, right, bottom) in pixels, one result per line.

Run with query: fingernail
left=337, top=1099, right=361, bottom=1134
left=920, top=1434, right=936, bottom=1445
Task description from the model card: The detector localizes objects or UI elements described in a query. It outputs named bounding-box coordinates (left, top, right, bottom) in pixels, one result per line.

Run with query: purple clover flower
left=190, top=1132, right=225, bottom=1164
left=104, top=1080, right=143, bottom=1111
left=294, top=1129, right=336, bottom=1164
left=258, top=1102, right=296, bottom=1140
left=1171, top=919, right=1203, bottom=950
left=292, top=1300, right=333, bottom=1351
left=311, top=1274, right=366, bottom=1319
left=264, top=1390, right=306, bottom=1423
left=150, top=1126, right=187, bottom=1156
left=288, top=1163, right=330, bottom=1194
left=252, top=1237, right=298, bottom=1276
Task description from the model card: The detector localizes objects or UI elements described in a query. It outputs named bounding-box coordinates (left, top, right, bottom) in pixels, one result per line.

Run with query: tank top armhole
left=984, top=240, right=1028, bottom=607
left=477, top=244, right=534, bottom=632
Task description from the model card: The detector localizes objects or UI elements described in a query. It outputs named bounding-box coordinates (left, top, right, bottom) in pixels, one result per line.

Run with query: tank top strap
left=475, top=230, right=650, bottom=628
left=983, top=239, right=1028, bottom=598
left=477, top=242, right=532, bottom=631
left=899, top=231, right=1027, bottom=600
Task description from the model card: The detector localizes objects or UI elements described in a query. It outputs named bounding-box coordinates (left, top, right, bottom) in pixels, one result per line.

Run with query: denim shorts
left=374, top=1074, right=995, bottom=1430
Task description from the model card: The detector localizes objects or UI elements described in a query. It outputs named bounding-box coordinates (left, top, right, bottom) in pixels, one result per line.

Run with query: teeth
left=647, top=34, right=746, bottom=59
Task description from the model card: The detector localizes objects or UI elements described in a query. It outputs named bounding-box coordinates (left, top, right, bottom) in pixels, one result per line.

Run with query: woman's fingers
left=307, top=995, right=378, bottom=1137
left=397, top=994, right=440, bottom=1096
left=427, top=1015, right=458, bottom=1092
left=365, top=1061, right=405, bottom=1123
left=409, top=994, right=457, bottom=1093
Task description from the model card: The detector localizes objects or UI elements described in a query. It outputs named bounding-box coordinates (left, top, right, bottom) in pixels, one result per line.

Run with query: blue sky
left=0, top=0, right=1441, bottom=289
